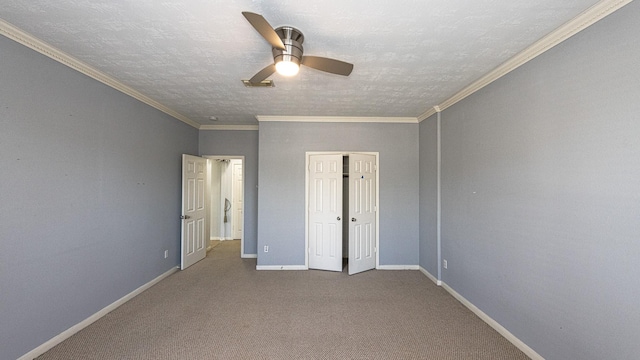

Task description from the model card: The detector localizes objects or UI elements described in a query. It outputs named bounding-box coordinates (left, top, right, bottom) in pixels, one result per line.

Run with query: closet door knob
left=337, top=216, right=341, bottom=221
left=351, top=218, right=356, bottom=222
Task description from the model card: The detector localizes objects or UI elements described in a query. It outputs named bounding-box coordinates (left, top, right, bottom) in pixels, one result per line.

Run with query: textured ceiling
left=0, top=0, right=600, bottom=126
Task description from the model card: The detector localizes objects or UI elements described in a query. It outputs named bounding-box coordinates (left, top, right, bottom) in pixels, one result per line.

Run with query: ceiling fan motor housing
left=272, top=26, right=304, bottom=67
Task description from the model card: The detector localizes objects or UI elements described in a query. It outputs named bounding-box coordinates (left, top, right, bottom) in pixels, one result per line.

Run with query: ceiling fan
left=242, top=12, right=354, bottom=85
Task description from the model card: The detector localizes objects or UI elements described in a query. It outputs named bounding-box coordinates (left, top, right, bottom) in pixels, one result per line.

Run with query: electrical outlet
left=164, top=250, right=169, bottom=259
left=264, top=245, right=269, bottom=253
left=443, top=259, right=448, bottom=269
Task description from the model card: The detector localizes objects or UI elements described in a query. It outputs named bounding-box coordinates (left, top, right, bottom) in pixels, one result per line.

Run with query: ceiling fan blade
left=249, top=64, right=277, bottom=84
left=302, top=56, right=354, bottom=76
left=242, top=12, right=285, bottom=50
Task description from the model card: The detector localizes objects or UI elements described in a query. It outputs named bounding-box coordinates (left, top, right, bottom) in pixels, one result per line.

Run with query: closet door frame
left=304, top=151, right=379, bottom=271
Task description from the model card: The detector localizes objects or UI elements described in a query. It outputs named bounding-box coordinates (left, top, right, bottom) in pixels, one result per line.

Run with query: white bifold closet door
left=308, top=154, right=343, bottom=272
left=348, top=153, right=376, bottom=275
left=308, top=153, right=377, bottom=274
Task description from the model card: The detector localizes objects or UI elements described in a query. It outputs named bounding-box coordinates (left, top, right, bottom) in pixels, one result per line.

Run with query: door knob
left=181, top=215, right=190, bottom=219
left=351, top=217, right=356, bottom=222
left=337, top=216, right=341, bottom=221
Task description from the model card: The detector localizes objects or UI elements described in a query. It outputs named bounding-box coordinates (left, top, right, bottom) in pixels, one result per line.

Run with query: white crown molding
left=419, top=0, right=631, bottom=120
left=256, top=116, right=418, bottom=123
left=4, top=0, right=628, bottom=129
left=199, top=125, right=259, bottom=131
left=417, top=106, right=440, bottom=122
left=0, top=19, right=200, bottom=129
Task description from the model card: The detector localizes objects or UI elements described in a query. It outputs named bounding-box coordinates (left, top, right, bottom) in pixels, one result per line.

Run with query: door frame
left=231, top=160, right=243, bottom=240
left=204, top=155, right=247, bottom=258
left=305, top=151, right=380, bottom=270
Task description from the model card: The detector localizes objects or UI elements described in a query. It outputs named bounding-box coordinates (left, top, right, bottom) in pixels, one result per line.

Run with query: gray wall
left=418, top=114, right=438, bottom=276
left=199, top=130, right=259, bottom=255
left=4, top=2, right=638, bottom=358
left=0, top=37, right=198, bottom=359
left=257, top=121, right=419, bottom=267
left=434, top=3, right=640, bottom=359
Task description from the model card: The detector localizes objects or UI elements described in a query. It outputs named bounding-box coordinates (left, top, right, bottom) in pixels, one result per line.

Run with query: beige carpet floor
left=38, top=240, right=529, bottom=359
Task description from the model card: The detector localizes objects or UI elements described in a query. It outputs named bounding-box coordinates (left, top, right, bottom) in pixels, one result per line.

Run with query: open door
left=308, top=154, right=343, bottom=271
left=348, top=153, right=377, bottom=275
left=232, top=161, right=243, bottom=240
left=181, top=154, right=207, bottom=270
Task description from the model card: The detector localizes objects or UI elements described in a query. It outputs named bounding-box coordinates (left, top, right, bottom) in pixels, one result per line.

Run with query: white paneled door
left=308, top=154, right=343, bottom=272
left=232, top=161, right=243, bottom=240
left=181, top=154, right=207, bottom=270
left=349, top=153, right=377, bottom=275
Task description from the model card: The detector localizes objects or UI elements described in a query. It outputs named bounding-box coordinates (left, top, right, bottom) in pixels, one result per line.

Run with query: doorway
left=205, top=156, right=245, bottom=258
left=305, top=152, right=379, bottom=275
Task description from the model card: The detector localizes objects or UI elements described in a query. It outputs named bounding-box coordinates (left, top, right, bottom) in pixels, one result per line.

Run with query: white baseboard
left=210, top=237, right=224, bottom=241
left=377, top=265, right=420, bottom=270
left=419, top=266, right=441, bottom=286
left=256, top=265, right=307, bottom=270
left=440, top=282, right=544, bottom=360
left=241, top=253, right=258, bottom=259
left=18, top=266, right=179, bottom=360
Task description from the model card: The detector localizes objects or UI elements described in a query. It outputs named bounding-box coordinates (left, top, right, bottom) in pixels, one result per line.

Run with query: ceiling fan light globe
left=275, top=60, right=300, bottom=77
